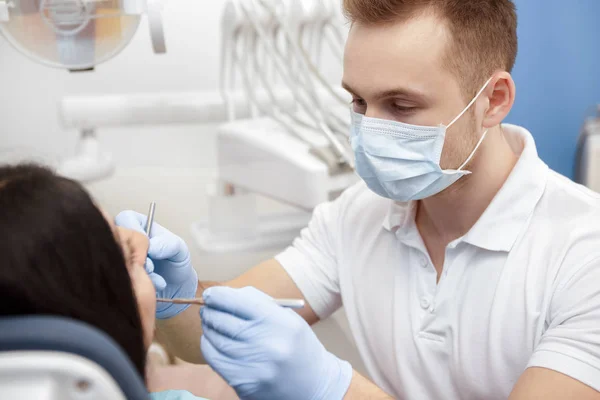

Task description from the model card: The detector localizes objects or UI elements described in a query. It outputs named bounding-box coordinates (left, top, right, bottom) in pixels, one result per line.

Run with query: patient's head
left=0, top=164, right=155, bottom=379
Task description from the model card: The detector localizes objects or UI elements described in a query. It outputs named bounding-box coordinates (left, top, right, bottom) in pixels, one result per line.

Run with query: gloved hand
left=200, top=286, right=353, bottom=400
left=115, top=210, right=198, bottom=319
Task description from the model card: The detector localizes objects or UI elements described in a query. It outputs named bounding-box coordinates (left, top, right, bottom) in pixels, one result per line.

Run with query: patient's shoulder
left=150, top=390, right=209, bottom=400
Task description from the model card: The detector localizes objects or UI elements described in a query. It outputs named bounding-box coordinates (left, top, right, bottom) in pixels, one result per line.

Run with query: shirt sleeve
left=527, top=257, right=600, bottom=391
left=275, top=187, right=354, bottom=320
left=149, top=390, right=209, bottom=400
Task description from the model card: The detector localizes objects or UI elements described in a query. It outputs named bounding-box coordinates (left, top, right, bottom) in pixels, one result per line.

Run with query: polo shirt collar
left=382, top=124, right=549, bottom=252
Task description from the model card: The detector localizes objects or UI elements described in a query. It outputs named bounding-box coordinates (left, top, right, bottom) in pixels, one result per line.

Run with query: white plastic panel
left=217, top=117, right=357, bottom=210
left=0, top=352, right=126, bottom=400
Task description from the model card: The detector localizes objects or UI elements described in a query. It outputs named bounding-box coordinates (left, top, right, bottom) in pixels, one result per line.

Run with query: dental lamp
left=0, top=0, right=166, bottom=182
left=0, top=0, right=165, bottom=71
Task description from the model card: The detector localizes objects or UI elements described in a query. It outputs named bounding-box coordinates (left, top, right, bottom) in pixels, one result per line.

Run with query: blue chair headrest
left=0, top=315, right=149, bottom=400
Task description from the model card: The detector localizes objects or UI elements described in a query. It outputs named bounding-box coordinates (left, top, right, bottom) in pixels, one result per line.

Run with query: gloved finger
left=143, top=258, right=167, bottom=291
left=201, top=334, right=232, bottom=377
left=202, top=325, right=246, bottom=359
left=149, top=272, right=167, bottom=291
left=201, top=306, right=249, bottom=340
left=203, top=286, right=276, bottom=320
left=145, top=257, right=154, bottom=274
left=148, top=234, right=189, bottom=262
left=115, top=211, right=147, bottom=233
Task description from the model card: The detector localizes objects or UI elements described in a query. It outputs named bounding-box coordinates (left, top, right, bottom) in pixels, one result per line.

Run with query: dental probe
left=157, top=297, right=306, bottom=309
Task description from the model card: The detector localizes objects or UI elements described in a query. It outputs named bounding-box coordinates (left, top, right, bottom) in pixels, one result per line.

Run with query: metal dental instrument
left=157, top=297, right=306, bottom=309
left=146, top=201, right=305, bottom=310
left=145, top=202, right=156, bottom=236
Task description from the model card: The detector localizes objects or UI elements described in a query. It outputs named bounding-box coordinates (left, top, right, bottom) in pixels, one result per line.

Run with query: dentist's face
left=342, top=12, right=485, bottom=170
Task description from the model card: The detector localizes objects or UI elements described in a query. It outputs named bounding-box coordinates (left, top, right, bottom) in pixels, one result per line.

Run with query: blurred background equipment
left=55, top=0, right=357, bottom=252
left=0, top=0, right=167, bottom=183
left=0, top=316, right=149, bottom=400
left=0, top=0, right=165, bottom=71
left=191, top=0, right=358, bottom=253
left=575, top=105, right=600, bottom=192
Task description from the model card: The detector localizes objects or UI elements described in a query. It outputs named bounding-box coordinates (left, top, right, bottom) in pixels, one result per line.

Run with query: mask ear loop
left=457, top=129, right=488, bottom=171
left=446, top=76, right=494, bottom=129
left=446, top=76, right=494, bottom=171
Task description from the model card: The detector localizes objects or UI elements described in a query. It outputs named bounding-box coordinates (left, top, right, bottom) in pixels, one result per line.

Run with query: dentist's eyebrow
left=374, top=88, right=428, bottom=103
left=342, top=81, right=428, bottom=103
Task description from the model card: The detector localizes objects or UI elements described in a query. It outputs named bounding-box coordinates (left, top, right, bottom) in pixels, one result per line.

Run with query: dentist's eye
left=392, top=103, right=417, bottom=116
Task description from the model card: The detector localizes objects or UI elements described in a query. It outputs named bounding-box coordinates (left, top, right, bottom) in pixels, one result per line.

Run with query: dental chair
left=0, top=316, right=149, bottom=400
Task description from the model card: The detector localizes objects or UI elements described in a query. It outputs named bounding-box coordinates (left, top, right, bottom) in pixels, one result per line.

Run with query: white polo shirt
left=276, top=124, right=600, bottom=399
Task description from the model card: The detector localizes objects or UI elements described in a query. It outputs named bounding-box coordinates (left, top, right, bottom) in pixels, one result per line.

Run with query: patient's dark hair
left=0, top=164, right=146, bottom=378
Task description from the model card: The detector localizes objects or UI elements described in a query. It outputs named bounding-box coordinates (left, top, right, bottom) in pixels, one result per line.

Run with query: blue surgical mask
left=350, top=78, right=493, bottom=202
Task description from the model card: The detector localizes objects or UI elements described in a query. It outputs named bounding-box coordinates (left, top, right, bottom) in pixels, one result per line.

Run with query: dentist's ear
left=482, top=71, right=516, bottom=129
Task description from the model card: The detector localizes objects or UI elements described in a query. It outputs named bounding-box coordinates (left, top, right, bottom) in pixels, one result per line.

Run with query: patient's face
left=102, top=209, right=156, bottom=350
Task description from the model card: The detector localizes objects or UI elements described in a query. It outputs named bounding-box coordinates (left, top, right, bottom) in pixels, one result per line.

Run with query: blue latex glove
left=115, top=210, right=198, bottom=319
left=200, top=287, right=353, bottom=400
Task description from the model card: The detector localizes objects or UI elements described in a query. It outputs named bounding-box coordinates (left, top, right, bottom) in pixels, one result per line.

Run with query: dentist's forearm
left=344, top=370, right=394, bottom=400
left=155, top=280, right=219, bottom=364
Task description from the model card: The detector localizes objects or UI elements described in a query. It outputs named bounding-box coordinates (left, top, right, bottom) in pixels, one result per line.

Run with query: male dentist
left=118, top=0, right=600, bottom=398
